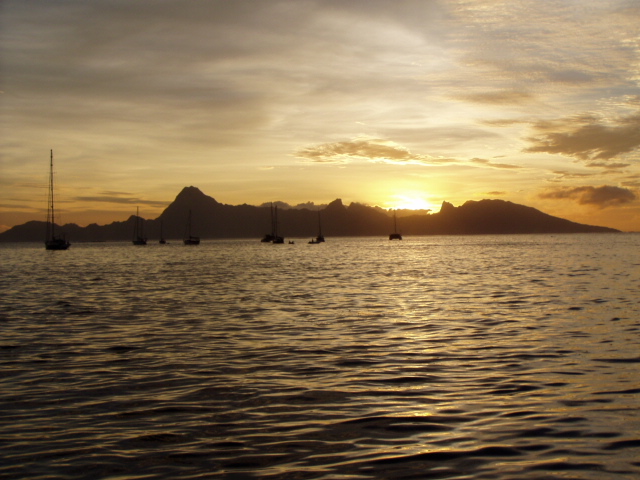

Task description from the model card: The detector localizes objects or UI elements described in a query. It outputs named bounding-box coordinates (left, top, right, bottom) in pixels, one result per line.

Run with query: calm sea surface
left=1, top=234, right=639, bottom=480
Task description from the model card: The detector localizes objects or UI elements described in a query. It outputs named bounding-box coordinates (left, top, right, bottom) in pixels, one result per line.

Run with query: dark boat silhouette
left=44, top=150, right=70, bottom=250
left=262, top=203, right=284, bottom=244
left=389, top=210, right=402, bottom=240
left=132, top=206, right=147, bottom=245
left=313, top=211, right=325, bottom=243
left=183, top=210, right=200, bottom=245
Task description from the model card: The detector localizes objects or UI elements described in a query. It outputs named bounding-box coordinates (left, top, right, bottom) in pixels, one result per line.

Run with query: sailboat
left=261, top=203, right=284, bottom=244
left=261, top=203, right=275, bottom=242
left=389, top=210, right=402, bottom=240
left=45, top=150, right=70, bottom=250
left=132, top=206, right=147, bottom=245
left=308, top=211, right=325, bottom=244
left=183, top=210, right=200, bottom=245
left=272, top=205, right=284, bottom=244
left=159, top=220, right=166, bottom=244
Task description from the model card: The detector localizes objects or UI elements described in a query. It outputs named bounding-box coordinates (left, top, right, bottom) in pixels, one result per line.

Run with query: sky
left=1, top=0, right=640, bottom=232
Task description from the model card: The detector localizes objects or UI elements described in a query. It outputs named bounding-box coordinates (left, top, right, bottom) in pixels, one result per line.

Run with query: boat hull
left=184, top=236, right=200, bottom=245
left=45, top=238, right=70, bottom=250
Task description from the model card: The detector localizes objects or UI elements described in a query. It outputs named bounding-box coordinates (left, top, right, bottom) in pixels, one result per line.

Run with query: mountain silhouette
left=0, top=186, right=619, bottom=242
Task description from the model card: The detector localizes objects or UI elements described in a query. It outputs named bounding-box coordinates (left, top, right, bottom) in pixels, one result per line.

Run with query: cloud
left=74, top=195, right=167, bottom=207
left=454, top=90, right=535, bottom=105
left=470, top=158, right=522, bottom=169
left=525, top=113, right=640, bottom=161
left=548, top=170, right=596, bottom=182
left=481, top=119, right=528, bottom=127
left=539, top=185, right=637, bottom=208
left=545, top=69, right=595, bottom=84
left=622, top=175, right=640, bottom=188
left=294, top=138, right=455, bottom=165
left=585, top=161, right=630, bottom=170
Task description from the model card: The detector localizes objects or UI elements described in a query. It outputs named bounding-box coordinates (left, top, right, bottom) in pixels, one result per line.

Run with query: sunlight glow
left=389, top=195, right=435, bottom=211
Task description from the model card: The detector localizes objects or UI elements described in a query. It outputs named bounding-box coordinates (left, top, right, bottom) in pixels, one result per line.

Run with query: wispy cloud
left=470, top=158, right=522, bottom=169
left=525, top=113, right=640, bottom=161
left=453, top=90, right=535, bottom=105
left=294, top=138, right=455, bottom=165
left=539, top=185, right=637, bottom=208
left=74, top=195, right=166, bottom=208
left=585, top=161, right=630, bottom=171
left=548, top=170, right=597, bottom=182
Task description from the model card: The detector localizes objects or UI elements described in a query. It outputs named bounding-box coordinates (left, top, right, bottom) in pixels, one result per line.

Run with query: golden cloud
left=470, top=158, right=522, bottom=169
left=294, top=138, right=455, bottom=165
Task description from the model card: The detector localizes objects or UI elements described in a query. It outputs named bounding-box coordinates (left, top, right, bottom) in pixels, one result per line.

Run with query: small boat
left=389, top=210, right=402, bottom=240
left=45, top=150, right=70, bottom=250
left=132, top=206, right=147, bottom=245
left=183, top=210, right=200, bottom=245
left=159, top=220, right=166, bottom=244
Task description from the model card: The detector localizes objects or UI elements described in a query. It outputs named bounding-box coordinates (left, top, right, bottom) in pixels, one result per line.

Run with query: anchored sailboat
left=183, top=210, right=200, bottom=245
left=132, top=207, right=147, bottom=245
left=45, top=150, right=70, bottom=250
left=261, top=203, right=284, bottom=244
left=389, top=210, right=402, bottom=240
left=308, top=211, right=325, bottom=244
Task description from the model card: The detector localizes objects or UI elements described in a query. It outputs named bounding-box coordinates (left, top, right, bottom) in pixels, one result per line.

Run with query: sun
left=390, top=195, right=434, bottom=211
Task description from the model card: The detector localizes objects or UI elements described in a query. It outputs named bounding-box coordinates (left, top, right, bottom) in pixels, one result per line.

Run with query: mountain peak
left=174, top=186, right=219, bottom=205
left=440, top=201, right=455, bottom=214
left=326, top=198, right=344, bottom=210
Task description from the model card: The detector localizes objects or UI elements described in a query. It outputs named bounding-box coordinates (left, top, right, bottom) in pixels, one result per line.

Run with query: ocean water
left=0, top=234, right=639, bottom=480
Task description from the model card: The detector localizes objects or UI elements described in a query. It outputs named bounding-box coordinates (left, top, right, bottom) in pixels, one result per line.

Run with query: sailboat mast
left=274, top=205, right=279, bottom=238
left=271, top=203, right=275, bottom=237
left=44, top=150, right=70, bottom=249
left=135, top=206, right=139, bottom=239
left=47, top=150, right=55, bottom=240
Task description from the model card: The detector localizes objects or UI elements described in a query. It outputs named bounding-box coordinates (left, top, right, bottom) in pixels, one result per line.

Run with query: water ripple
left=0, top=235, right=638, bottom=479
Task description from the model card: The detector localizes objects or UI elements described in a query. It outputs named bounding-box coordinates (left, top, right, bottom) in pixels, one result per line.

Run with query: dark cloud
left=295, top=139, right=455, bottom=165
left=74, top=195, right=167, bottom=207
left=539, top=185, right=637, bottom=208
left=525, top=113, right=640, bottom=161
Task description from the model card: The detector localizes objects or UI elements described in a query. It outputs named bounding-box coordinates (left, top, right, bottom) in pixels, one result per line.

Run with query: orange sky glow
left=1, top=0, right=639, bottom=232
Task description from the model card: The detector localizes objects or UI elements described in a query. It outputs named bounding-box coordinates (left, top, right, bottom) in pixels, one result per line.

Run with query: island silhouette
left=0, top=186, right=619, bottom=243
